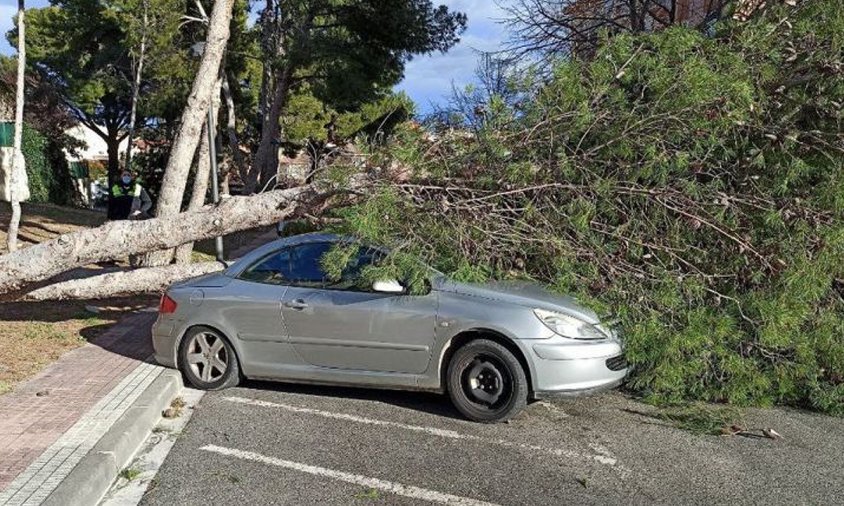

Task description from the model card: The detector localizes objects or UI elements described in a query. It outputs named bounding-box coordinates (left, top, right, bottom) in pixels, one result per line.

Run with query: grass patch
left=650, top=403, right=744, bottom=435
left=119, top=467, right=142, bottom=481
left=190, top=250, right=216, bottom=262
left=354, top=488, right=380, bottom=500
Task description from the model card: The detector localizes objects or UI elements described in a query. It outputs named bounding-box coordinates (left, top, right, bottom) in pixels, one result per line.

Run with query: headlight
left=533, top=308, right=607, bottom=340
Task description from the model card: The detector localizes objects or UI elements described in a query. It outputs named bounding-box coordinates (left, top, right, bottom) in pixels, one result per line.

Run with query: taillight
left=159, top=293, right=178, bottom=314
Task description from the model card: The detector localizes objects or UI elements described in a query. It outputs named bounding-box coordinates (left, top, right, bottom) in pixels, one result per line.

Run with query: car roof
left=224, top=232, right=345, bottom=277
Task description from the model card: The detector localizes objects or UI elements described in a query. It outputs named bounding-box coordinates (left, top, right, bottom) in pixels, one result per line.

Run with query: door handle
left=284, top=299, right=308, bottom=310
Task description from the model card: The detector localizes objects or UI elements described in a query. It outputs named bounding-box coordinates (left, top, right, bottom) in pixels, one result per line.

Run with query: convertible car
left=152, top=233, right=628, bottom=422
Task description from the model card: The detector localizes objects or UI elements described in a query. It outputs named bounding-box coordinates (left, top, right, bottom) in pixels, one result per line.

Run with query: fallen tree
left=0, top=182, right=328, bottom=296
left=22, top=261, right=224, bottom=301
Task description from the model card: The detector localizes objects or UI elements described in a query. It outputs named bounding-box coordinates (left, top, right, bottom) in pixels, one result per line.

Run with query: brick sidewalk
left=0, top=311, right=158, bottom=499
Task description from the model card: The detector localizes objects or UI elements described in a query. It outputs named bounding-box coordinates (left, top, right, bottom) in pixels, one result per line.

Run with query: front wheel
left=447, top=339, right=528, bottom=423
left=179, top=326, right=241, bottom=390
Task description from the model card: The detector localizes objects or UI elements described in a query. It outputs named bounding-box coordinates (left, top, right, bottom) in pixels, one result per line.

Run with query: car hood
left=433, top=278, right=601, bottom=324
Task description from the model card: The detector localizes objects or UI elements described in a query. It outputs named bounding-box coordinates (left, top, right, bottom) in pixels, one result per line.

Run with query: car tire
left=178, top=326, right=241, bottom=390
left=447, top=339, right=528, bottom=423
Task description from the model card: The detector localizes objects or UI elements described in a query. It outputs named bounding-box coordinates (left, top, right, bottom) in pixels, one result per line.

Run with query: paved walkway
left=0, top=312, right=159, bottom=505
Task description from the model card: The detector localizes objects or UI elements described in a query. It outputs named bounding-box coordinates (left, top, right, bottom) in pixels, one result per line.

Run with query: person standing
left=108, top=170, right=152, bottom=220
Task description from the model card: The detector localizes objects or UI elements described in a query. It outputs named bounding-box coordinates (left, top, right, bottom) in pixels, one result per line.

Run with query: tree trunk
left=221, top=72, right=246, bottom=180
left=257, top=0, right=275, bottom=130
left=124, top=0, right=148, bottom=173
left=0, top=182, right=330, bottom=295
left=248, top=67, right=290, bottom=194
left=22, top=261, right=224, bottom=301
left=6, top=0, right=26, bottom=253
left=174, top=75, right=223, bottom=264
left=107, top=135, right=121, bottom=185
left=145, top=0, right=235, bottom=266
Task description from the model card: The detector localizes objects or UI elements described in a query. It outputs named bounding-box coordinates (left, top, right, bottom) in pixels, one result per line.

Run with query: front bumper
left=526, top=337, right=629, bottom=399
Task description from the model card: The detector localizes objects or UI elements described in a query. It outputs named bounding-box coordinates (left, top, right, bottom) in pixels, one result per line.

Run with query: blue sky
left=0, top=0, right=510, bottom=112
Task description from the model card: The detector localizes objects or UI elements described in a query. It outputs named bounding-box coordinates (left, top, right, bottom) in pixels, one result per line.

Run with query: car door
left=280, top=242, right=438, bottom=374
left=219, top=248, right=295, bottom=373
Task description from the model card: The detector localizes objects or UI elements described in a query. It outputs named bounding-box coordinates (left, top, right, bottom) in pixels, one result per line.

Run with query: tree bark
left=220, top=72, right=246, bottom=180
left=174, top=75, right=223, bottom=264
left=145, top=0, right=235, bottom=266
left=248, top=67, right=291, bottom=194
left=124, top=0, right=148, bottom=173
left=22, top=261, right=225, bottom=301
left=0, top=183, right=325, bottom=295
left=6, top=0, right=26, bottom=253
left=106, top=134, right=121, bottom=185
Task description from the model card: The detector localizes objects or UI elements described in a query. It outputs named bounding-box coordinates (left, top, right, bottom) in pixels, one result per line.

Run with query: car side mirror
left=372, top=279, right=405, bottom=294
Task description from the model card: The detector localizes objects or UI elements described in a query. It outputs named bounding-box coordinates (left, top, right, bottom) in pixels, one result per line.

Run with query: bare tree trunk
left=0, top=182, right=331, bottom=295
left=221, top=72, right=246, bottom=178
left=124, top=0, right=148, bottom=173
left=144, top=0, right=235, bottom=266
left=248, top=67, right=290, bottom=194
left=174, top=75, right=223, bottom=264
left=6, top=0, right=26, bottom=253
left=106, top=134, right=121, bottom=185
left=246, top=0, right=288, bottom=195
left=22, top=261, right=225, bottom=301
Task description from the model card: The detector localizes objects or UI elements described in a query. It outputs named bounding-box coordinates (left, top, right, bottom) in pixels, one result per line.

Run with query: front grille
left=606, top=355, right=628, bottom=371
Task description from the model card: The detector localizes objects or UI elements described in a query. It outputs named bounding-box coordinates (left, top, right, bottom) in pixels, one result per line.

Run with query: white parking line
left=200, top=444, right=500, bottom=506
left=222, top=396, right=624, bottom=470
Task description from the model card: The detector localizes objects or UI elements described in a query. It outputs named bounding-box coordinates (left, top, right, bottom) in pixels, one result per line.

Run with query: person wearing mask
left=108, top=170, right=152, bottom=220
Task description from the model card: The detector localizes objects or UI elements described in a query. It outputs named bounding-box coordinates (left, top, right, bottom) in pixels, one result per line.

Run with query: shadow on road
left=238, top=378, right=466, bottom=420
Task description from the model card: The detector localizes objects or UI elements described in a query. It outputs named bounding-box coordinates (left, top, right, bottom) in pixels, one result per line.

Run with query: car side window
left=325, top=246, right=386, bottom=292
left=238, top=248, right=293, bottom=285
left=287, top=242, right=333, bottom=288
left=239, top=242, right=385, bottom=290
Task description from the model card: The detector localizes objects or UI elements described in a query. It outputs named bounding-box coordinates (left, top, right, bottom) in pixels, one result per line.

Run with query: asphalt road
left=140, top=382, right=844, bottom=505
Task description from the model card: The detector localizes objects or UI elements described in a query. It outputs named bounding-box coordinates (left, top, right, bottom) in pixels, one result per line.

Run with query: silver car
left=152, top=233, right=628, bottom=422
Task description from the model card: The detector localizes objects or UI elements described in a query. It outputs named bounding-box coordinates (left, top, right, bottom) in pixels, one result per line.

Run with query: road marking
left=200, top=444, right=500, bottom=506
left=222, top=396, right=623, bottom=469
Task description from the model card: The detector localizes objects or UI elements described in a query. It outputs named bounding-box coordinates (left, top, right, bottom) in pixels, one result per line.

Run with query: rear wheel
left=179, top=326, right=241, bottom=390
left=447, top=339, right=528, bottom=423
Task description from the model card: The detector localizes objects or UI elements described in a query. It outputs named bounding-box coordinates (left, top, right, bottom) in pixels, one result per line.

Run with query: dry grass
left=0, top=297, right=157, bottom=395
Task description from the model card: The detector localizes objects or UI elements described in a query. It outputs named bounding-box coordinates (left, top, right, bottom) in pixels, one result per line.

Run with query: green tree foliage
left=281, top=0, right=467, bottom=109
left=330, top=0, right=844, bottom=414
left=18, top=0, right=183, bottom=180
left=250, top=0, right=466, bottom=189
left=283, top=89, right=414, bottom=146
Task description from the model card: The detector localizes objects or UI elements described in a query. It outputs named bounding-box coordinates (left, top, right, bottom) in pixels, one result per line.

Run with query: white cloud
left=396, top=0, right=513, bottom=113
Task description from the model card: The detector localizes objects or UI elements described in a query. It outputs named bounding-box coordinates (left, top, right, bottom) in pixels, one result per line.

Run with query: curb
left=41, top=369, right=183, bottom=506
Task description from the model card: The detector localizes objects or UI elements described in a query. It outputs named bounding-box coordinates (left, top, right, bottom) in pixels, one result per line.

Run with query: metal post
left=207, top=106, right=224, bottom=262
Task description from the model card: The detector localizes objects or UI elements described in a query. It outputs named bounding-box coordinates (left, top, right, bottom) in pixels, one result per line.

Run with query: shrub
left=329, top=0, right=844, bottom=414
left=21, top=124, right=73, bottom=205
